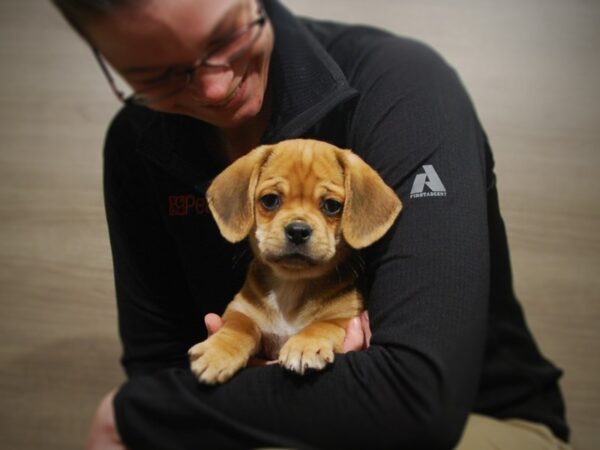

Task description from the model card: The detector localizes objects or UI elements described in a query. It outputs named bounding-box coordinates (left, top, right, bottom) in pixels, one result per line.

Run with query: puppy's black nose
left=285, top=222, right=312, bottom=245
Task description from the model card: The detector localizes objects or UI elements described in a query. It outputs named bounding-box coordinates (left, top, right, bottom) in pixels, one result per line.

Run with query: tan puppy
left=188, top=139, right=401, bottom=384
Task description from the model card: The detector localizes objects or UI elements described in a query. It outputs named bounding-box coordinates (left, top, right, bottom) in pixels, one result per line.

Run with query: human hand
left=85, top=388, right=127, bottom=450
left=204, top=310, right=372, bottom=365
left=342, top=310, right=372, bottom=352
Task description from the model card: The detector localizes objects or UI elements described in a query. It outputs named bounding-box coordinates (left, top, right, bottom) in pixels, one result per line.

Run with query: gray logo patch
left=410, top=165, right=447, bottom=199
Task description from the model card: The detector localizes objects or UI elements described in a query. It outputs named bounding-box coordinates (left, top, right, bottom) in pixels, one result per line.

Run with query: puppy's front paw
left=188, top=336, right=247, bottom=384
left=278, top=335, right=335, bottom=375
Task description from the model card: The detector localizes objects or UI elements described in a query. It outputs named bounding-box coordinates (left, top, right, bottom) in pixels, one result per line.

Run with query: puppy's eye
left=260, top=193, right=281, bottom=211
left=321, top=198, right=343, bottom=216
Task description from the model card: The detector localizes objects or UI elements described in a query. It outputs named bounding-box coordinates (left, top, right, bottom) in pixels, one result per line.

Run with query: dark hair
left=51, top=0, right=142, bottom=42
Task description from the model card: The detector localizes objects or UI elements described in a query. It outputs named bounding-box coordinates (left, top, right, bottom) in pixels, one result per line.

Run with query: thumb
left=342, top=317, right=365, bottom=353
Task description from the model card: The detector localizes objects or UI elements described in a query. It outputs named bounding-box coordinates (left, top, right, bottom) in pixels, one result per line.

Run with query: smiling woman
left=92, top=1, right=268, bottom=107
left=55, top=0, right=274, bottom=146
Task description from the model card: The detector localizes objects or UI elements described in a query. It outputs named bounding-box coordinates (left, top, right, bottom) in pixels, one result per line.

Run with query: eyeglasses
left=93, top=0, right=267, bottom=106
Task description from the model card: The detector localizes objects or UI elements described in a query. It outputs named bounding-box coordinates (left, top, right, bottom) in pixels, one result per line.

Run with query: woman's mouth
left=208, top=67, right=249, bottom=109
left=213, top=81, right=242, bottom=106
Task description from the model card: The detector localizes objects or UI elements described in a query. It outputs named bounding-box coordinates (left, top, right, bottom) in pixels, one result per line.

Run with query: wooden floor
left=0, top=1, right=598, bottom=449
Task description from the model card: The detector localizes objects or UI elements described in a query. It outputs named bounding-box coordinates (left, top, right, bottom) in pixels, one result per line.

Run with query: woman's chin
left=175, top=85, right=264, bottom=128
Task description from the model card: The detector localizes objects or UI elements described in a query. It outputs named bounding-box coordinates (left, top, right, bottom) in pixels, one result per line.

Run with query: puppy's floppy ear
left=336, top=149, right=402, bottom=249
left=207, top=145, right=273, bottom=243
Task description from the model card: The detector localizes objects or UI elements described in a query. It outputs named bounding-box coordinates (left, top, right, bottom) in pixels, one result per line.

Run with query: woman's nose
left=188, top=68, right=236, bottom=103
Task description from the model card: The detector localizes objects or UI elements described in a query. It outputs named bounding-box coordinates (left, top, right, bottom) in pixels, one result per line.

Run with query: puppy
left=189, top=139, right=401, bottom=384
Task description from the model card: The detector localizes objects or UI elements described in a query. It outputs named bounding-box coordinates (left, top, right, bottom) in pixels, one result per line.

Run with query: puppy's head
left=207, top=139, right=402, bottom=279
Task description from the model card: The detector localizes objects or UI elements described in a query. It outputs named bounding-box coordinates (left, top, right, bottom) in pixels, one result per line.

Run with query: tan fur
left=189, top=139, right=402, bottom=384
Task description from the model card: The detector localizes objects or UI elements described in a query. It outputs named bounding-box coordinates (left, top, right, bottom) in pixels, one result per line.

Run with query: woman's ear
left=336, top=149, right=402, bottom=249
left=206, top=145, right=273, bottom=243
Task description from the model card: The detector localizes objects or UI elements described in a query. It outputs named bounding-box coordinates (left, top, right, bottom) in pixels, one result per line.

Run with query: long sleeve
left=112, top=37, right=493, bottom=450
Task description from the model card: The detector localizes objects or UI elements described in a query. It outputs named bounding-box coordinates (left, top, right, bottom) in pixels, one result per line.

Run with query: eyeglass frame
left=92, top=0, right=267, bottom=106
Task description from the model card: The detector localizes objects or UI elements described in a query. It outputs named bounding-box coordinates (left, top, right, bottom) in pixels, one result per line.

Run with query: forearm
left=114, top=345, right=472, bottom=450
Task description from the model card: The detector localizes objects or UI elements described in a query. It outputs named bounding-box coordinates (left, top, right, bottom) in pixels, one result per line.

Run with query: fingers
left=342, top=311, right=372, bottom=353
left=204, top=313, right=223, bottom=336
left=361, top=310, right=372, bottom=347
left=342, top=316, right=364, bottom=352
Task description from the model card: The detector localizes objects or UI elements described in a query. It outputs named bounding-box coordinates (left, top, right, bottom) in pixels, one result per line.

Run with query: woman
left=52, top=0, right=570, bottom=448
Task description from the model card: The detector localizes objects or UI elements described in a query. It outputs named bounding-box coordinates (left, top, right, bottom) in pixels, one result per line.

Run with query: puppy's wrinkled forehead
left=258, top=141, right=344, bottom=196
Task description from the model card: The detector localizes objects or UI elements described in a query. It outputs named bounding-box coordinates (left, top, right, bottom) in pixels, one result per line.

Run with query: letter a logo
left=410, top=165, right=447, bottom=199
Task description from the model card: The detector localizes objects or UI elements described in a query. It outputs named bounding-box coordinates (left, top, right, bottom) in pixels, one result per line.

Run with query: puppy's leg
left=189, top=309, right=261, bottom=384
left=278, top=318, right=351, bottom=375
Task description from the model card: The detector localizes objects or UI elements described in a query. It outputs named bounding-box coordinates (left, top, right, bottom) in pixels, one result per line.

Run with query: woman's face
left=86, top=0, right=274, bottom=129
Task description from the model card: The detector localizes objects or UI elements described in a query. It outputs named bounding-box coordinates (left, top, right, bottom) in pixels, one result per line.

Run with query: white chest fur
left=260, top=282, right=309, bottom=359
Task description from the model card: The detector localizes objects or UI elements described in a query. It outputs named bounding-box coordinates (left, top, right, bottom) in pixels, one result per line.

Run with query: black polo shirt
left=105, top=1, right=568, bottom=448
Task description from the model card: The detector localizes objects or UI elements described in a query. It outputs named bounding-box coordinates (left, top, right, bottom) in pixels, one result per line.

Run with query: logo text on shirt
left=410, top=165, right=447, bottom=199
left=168, top=194, right=210, bottom=216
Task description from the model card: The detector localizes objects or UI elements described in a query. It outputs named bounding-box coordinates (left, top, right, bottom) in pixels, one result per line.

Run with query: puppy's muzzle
left=285, top=221, right=312, bottom=245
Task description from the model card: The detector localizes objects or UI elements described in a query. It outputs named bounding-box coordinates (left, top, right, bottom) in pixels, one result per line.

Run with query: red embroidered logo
left=168, top=194, right=210, bottom=216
